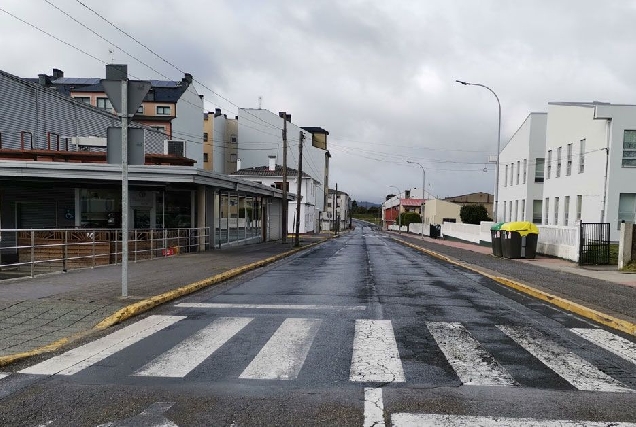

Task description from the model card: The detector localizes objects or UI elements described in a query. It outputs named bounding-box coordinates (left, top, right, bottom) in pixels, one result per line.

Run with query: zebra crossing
left=9, top=314, right=636, bottom=393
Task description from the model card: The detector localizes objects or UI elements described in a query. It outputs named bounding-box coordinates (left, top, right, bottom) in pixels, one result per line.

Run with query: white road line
left=175, top=303, right=366, bottom=311
left=350, top=319, right=405, bottom=383
left=364, top=387, right=385, bottom=427
left=498, top=325, right=632, bottom=393
left=19, top=315, right=185, bottom=376
left=571, top=328, right=636, bottom=366
left=0, top=373, right=9, bottom=380
left=239, top=318, right=322, bottom=380
left=427, top=322, right=516, bottom=386
left=134, top=317, right=253, bottom=378
left=391, top=413, right=636, bottom=426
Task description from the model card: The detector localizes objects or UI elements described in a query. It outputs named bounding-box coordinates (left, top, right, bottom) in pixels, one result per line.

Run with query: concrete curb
left=395, top=237, right=636, bottom=337
left=0, top=239, right=328, bottom=367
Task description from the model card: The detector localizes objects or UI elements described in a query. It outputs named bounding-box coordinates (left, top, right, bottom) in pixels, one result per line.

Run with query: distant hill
left=357, top=201, right=381, bottom=209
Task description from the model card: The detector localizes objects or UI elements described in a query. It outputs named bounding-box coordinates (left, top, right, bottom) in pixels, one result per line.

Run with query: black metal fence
left=579, top=222, right=610, bottom=265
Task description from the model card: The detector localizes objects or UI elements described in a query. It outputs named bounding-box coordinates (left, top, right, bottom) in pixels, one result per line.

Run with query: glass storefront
left=80, top=189, right=121, bottom=228
left=156, top=191, right=192, bottom=228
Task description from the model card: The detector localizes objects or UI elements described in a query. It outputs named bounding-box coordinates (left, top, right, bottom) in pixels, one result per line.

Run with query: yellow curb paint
left=395, top=238, right=636, bottom=337
left=0, top=239, right=329, bottom=367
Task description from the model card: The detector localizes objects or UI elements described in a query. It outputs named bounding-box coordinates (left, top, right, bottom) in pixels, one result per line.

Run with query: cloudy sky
left=2, top=0, right=636, bottom=203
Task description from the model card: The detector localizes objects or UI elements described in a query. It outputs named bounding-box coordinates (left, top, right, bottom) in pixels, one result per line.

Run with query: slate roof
left=25, top=76, right=189, bottom=102
left=233, top=165, right=311, bottom=178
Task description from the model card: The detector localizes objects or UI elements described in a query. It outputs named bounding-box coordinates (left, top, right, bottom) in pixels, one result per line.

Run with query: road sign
left=101, top=79, right=151, bottom=117
left=106, top=127, right=145, bottom=165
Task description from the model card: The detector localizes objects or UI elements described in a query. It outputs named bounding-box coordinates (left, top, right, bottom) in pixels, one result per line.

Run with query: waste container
left=429, top=224, right=441, bottom=239
left=500, top=221, right=539, bottom=259
left=490, top=222, right=504, bottom=257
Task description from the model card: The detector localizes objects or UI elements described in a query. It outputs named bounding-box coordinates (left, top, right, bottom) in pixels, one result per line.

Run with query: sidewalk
left=0, top=237, right=327, bottom=364
left=393, top=232, right=636, bottom=330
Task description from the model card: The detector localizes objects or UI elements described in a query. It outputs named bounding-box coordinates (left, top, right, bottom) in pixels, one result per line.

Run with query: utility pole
left=120, top=77, right=129, bottom=298
left=294, top=131, right=304, bottom=247
left=281, top=112, right=288, bottom=244
left=333, top=183, right=338, bottom=235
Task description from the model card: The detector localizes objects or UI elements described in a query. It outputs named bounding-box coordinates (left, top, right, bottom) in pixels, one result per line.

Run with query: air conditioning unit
left=164, top=140, right=185, bottom=157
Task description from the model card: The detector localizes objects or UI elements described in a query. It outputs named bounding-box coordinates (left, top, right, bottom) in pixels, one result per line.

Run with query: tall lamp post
left=407, top=160, right=426, bottom=239
left=456, top=80, right=501, bottom=222
left=389, top=185, right=402, bottom=234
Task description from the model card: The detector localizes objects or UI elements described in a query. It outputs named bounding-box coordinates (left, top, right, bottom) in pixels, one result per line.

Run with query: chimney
left=268, top=155, right=276, bottom=171
left=52, top=68, right=64, bottom=80
left=182, top=73, right=193, bottom=86
left=237, top=158, right=242, bottom=170
left=38, top=74, right=50, bottom=86
left=279, top=111, right=291, bottom=121
left=214, top=108, right=222, bottom=117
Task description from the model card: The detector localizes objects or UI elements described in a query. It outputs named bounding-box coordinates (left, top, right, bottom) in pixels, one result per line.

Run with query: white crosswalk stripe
left=0, top=373, right=9, bottom=380
left=571, top=327, right=636, bottom=366
left=19, top=315, right=185, bottom=376
left=240, top=318, right=322, bottom=380
left=134, top=317, right=253, bottom=378
left=350, top=319, right=405, bottom=383
left=427, top=322, right=516, bottom=386
left=498, top=325, right=633, bottom=393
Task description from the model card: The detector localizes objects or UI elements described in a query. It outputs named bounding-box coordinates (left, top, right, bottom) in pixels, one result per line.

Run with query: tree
left=399, top=212, right=422, bottom=227
left=460, top=204, right=492, bottom=225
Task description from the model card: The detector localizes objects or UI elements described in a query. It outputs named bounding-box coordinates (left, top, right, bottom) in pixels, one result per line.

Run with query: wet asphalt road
left=1, top=225, right=636, bottom=426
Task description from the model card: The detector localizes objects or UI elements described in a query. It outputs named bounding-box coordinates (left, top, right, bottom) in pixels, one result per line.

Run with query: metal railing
left=0, top=227, right=210, bottom=279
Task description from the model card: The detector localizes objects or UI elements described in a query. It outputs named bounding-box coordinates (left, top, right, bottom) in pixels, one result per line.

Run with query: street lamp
left=389, top=185, right=402, bottom=234
left=456, top=79, right=501, bottom=222
left=407, top=160, right=426, bottom=239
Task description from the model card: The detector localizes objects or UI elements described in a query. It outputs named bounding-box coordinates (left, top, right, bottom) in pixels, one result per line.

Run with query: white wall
left=237, top=109, right=326, bottom=212
left=497, top=112, right=547, bottom=223
left=173, top=86, right=204, bottom=168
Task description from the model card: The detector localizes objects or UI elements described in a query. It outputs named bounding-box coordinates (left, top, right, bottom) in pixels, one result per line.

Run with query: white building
left=497, top=112, right=547, bottom=224
left=231, top=155, right=320, bottom=234
left=498, top=101, right=636, bottom=241
left=324, top=189, right=350, bottom=231
left=237, top=109, right=329, bottom=217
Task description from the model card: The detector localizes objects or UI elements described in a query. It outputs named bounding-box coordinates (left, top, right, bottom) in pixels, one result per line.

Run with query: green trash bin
left=490, top=222, right=504, bottom=257
left=501, top=222, right=539, bottom=259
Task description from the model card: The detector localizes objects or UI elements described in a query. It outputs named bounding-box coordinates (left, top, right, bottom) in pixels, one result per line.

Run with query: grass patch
left=353, top=214, right=382, bottom=226
left=610, top=243, right=619, bottom=265
left=621, top=260, right=636, bottom=272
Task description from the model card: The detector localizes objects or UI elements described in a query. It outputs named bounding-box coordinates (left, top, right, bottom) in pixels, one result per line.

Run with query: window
left=509, top=201, right=513, bottom=221
left=579, top=139, right=586, bottom=173
left=516, top=161, right=520, bottom=185
left=576, top=195, right=582, bottom=222
left=203, top=132, right=208, bottom=142
left=564, top=196, right=570, bottom=225
left=231, top=135, right=237, bottom=143
left=532, top=200, right=542, bottom=224
left=74, top=96, right=90, bottom=105
left=547, top=150, right=552, bottom=179
left=535, top=158, right=544, bottom=182
left=566, top=144, right=572, bottom=176
left=96, top=97, right=113, bottom=111
left=523, top=159, right=527, bottom=184
left=623, top=131, right=636, bottom=167
left=521, top=199, right=525, bottom=221
left=203, top=153, right=209, bottom=162
left=137, top=105, right=144, bottom=114
left=503, top=201, right=507, bottom=222
left=544, top=197, right=549, bottom=224
left=510, top=163, right=514, bottom=186
left=619, top=194, right=636, bottom=227
left=556, top=147, right=562, bottom=178
left=554, top=197, right=559, bottom=225
left=514, top=200, right=519, bottom=220
left=156, top=105, right=171, bottom=115
left=151, top=126, right=165, bottom=132
left=504, top=165, right=508, bottom=187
